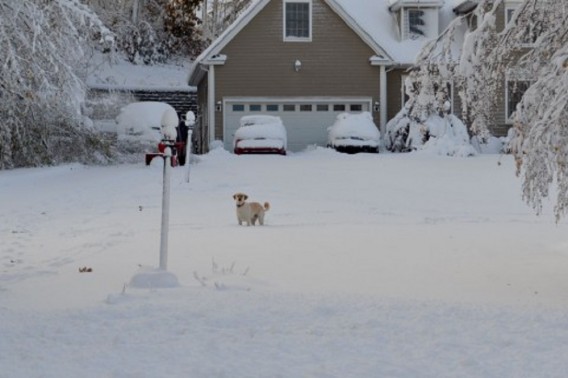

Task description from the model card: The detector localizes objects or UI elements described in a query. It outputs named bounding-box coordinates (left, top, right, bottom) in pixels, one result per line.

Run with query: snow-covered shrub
left=470, top=130, right=516, bottom=154
left=386, top=108, right=476, bottom=157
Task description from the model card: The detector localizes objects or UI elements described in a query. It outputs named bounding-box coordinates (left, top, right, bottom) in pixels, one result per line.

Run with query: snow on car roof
left=234, top=115, right=287, bottom=148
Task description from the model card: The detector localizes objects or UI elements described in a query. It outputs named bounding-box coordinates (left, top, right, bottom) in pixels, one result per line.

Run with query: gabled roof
left=188, top=0, right=457, bottom=85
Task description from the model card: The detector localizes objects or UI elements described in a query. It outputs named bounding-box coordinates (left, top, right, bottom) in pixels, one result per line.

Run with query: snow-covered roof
left=333, top=0, right=456, bottom=65
left=87, top=53, right=196, bottom=91
left=189, top=0, right=459, bottom=84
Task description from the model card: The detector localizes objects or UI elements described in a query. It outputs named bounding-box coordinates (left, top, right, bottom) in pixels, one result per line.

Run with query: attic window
left=406, top=8, right=426, bottom=39
left=284, top=0, right=312, bottom=42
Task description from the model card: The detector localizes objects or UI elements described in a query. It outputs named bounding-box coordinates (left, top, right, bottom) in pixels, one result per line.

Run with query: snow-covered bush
left=386, top=107, right=476, bottom=157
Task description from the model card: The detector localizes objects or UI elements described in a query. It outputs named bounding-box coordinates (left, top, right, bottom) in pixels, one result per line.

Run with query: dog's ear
left=244, top=194, right=248, bottom=200
left=233, top=194, right=237, bottom=200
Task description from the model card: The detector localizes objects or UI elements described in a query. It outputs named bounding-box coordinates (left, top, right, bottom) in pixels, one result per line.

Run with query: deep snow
left=2, top=148, right=568, bottom=377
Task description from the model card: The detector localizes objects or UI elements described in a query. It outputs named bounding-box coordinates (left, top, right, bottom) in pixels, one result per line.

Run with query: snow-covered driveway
left=2, top=149, right=568, bottom=377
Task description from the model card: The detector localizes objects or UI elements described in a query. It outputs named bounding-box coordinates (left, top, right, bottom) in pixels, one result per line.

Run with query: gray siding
left=387, top=69, right=406, bottom=121
left=212, top=0, right=381, bottom=140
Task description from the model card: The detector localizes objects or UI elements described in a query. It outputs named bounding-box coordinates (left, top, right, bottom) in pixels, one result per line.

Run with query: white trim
left=202, top=54, right=227, bottom=65
left=223, top=96, right=373, bottom=105
left=389, top=0, right=444, bottom=12
left=283, top=0, right=313, bottom=42
left=208, top=65, right=216, bottom=143
left=223, top=96, right=373, bottom=109
left=379, top=66, right=387, bottom=135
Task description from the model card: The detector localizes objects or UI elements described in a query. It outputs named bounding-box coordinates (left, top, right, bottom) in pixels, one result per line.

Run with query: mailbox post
left=159, top=144, right=173, bottom=270
left=157, top=109, right=178, bottom=270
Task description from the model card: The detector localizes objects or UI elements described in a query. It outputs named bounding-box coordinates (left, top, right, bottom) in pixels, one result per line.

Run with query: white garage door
left=223, top=98, right=372, bottom=152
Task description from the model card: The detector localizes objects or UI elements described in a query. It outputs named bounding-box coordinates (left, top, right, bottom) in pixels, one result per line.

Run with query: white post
left=184, top=111, right=196, bottom=183
left=379, top=65, right=388, bottom=136
left=208, top=65, right=216, bottom=145
left=159, top=147, right=172, bottom=270
left=185, top=129, right=193, bottom=183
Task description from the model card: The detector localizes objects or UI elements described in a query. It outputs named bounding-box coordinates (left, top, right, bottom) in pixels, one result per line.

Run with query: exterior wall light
left=373, top=101, right=380, bottom=112
left=294, top=60, right=302, bottom=72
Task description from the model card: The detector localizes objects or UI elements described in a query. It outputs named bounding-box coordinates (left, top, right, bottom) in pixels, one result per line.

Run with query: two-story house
left=188, top=0, right=461, bottom=153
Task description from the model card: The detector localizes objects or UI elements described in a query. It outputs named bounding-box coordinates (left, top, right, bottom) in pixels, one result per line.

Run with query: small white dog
left=233, top=192, right=270, bottom=226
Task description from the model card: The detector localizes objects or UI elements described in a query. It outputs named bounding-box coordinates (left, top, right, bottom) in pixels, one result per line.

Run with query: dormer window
left=407, top=8, right=426, bottom=37
left=390, top=0, right=442, bottom=40
left=283, top=0, right=312, bottom=42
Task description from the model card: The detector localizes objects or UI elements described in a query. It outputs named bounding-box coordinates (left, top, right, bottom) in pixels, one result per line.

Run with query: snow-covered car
left=116, top=101, right=176, bottom=142
left=116, top=102, right=187, bottom=165
left=233, top=115, right=287, bottom=155
left=327, top=112, right=380, bottom=153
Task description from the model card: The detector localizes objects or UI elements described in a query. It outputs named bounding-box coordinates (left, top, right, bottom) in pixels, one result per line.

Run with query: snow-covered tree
left=86, top=0, right=204, bottom=64
left=410, top=0, right=568, bottom=218
left=507, top=6, right=568, bottom=220
left=202, top=0, right=252, bottom=41
left=0, top=0, right=113, bottom=169
left=164, top=0, right=205, bottom=57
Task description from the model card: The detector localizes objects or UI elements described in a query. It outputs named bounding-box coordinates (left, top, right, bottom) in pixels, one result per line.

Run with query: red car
left=233, top=115, right=287, bottom=155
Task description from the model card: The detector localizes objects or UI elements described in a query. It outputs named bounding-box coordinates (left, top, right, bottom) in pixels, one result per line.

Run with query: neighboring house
left=189, top=0, right=460, bottom=153
left=453, top=0, right=532, bottom=136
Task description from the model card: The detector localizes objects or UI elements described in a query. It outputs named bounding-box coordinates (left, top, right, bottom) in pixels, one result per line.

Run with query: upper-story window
left=284, top=0, right=312, bottom=42
left=505, top=3, right=538, bottom=45
left=407, top=8, right=426, bottom=38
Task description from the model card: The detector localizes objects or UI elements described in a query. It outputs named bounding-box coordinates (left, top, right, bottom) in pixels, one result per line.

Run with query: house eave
left=452, top=0, right=478, bottom=14
left=188, top=54, right=227, bottom=86
left=369, top=56, right=395, bottom=66
left=388, top=0, right=444, bottom=12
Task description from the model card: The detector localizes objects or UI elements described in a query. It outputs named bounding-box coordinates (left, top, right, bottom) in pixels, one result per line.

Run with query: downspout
left=379, top=65, right=388, bottom=136
left=208, top=65, right=216, bottom=145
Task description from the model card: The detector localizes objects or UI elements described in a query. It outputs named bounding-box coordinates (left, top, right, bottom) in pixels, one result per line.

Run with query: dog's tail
left=264, top=202, right=270, bottom=211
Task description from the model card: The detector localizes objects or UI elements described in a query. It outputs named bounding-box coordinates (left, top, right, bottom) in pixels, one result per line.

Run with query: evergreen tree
left=164, top=0, right=205, bottom=57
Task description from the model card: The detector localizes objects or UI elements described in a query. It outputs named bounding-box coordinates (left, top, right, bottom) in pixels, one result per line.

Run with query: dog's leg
left=259, top=214, right=264, bottom=226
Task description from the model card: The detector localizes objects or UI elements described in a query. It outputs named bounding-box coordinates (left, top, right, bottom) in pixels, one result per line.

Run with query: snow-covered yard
left=2, top=149, right=568, bottom=377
